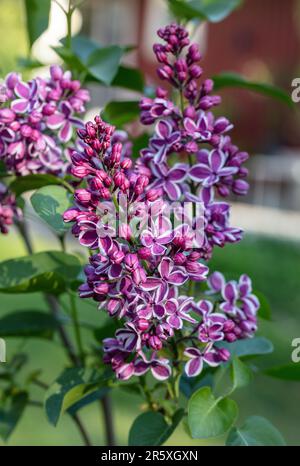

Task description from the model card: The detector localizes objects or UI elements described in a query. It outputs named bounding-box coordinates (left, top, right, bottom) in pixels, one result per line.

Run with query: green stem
left=139, top=376, right=155, bottom=410
left=179, top=88, right=185, bottom=115
left=66, top=0, right=74, bottom=50
left=188, top=279, right=195, bottom=297
left=100, top=396, right=115, bottom=446
left=32, top=378, right=92, bottom=445
left=69, top=292, right=85, bottom=364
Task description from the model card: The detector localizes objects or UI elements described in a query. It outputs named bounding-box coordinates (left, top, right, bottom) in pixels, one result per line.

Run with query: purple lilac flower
left=0, top=183, right=21, bottom=234
left=184, top=345, right=230, bottom=377
left=65, top=22, right=260, bottom=383
left=189, top=149, right=239, bottom=188
left=149, top=162, right=188, bottom=201
left=0, top=66, right=89, bottom=176
left=149, top=120, right=181, bottom=164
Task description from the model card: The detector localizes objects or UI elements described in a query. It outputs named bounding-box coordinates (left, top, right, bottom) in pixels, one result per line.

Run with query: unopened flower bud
left=157, top=65, right=173, bottom=80
left=146, top=189, right=160, bottom=202
left=94, top=282, right=109, bottom=295
left=99, top=187, right=111, bottom=200
left=149, top=335, right=162, bottom=351
left=63, top=208, right=80, bottom=222
left=74, top=189, right=91, bottom=206
left=189, top=64, right=202, bottom=78
left=121, top=158, right=132, bottom=169
left=136, top=319, right=149, bottom=331
left=173, top=252, right=186, bottom=265
left=50, top=65, right=63, bottom=81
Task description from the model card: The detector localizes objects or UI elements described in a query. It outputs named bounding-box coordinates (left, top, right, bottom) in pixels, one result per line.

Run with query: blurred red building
left=135, top=0, right=300, bottom=152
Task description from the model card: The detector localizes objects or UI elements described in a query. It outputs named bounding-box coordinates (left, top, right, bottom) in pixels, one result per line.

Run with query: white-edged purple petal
left=151, top=361, right=171, bottom=380
left=165, top=180, right=181, bottom=200
left=185, top=357, right=203, bottom=377
left=209, top=149, right=225, bottom=172
left=189, top=163, right=211, bottom=182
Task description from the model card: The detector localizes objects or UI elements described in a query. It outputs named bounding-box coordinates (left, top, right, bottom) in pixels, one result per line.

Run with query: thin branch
left=72, top=413, right=93, bottom=446
left=100, top=396, right=115, bottom=446
left=52, top=0, right=67, bottom=15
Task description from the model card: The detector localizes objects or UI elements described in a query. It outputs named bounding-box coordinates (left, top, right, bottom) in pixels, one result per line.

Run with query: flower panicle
left=0, top=65, right=90, bottom=177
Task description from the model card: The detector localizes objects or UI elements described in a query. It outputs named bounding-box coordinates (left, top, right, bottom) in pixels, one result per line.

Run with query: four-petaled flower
left=150, top=162, right=188, bottom=201
left=150, top=120, right=181, bottom=164
left=141, top=218, right=174, bottom=255
left=47, top=101, right=84, bottom=142
left=184, top=345, right=223, bottom=377
left=183, top=112, right=211, bottom=140
left=189, top=149, right=238, bottom=187
left=134, top=353, right=172, bottom=380
left=220, top=274, right=259, bottom=320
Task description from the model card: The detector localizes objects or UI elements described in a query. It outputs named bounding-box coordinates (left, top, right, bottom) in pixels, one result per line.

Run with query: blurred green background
left=0, top=0, right=300, bottom=446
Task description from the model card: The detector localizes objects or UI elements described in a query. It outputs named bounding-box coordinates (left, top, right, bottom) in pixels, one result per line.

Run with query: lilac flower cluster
left=0, top=182, right=21, bottom=234
left=139, top=22, right=249, bottom=203
left=0, top=66, right=89, bottom=176
left=65, top=23, right=259, bottom=381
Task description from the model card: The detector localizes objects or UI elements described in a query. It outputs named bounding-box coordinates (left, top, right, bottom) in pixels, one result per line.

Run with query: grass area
left=0, top=229, right=300, bottom=445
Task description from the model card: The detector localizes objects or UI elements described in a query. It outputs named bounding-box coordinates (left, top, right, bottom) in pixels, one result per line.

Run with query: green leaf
left=45, top=367, right=107, bottom=426
left=0, top=311, right=59, bottom=339
left=265, top=363, right=300, bottom=381
left=213, top=72, right=293, bottom=106
left=128, top=409, right=184, bottom=446
left=55, top=37, right=138, bottom=90
left=0, top=390, right=28, bottom=441
left=18, top=57, right=43, bottom=70
left=226, top=416, right=286, bottom=446
left=231, top=357, right=252, bottom=391
left=216, top=337, right=273, bottom=358
left=111, top=66, right=145, bottom=92
left=180, top=370, right=214, bottom=398
left=67, top=387, right=109, bottom=416
left=70, top=35, right=100, bottom=63
left=9, top=174, right=71, bottom=196
left=188, top=386, right=238, bottom=439
left=52, top=46, right=86, bottom=75
left=168, top=0, right=242, bottom=22
left=86, top=46, right=124, bottom=85
left=0, top=251, right=81, bottom=294
left=102, top=101, right=139, bottom=127
left=24, top=0, right=51, bottom=47
left=255, top=290, right=272, bottom=320
left=31, top=185, right=71, bottom=234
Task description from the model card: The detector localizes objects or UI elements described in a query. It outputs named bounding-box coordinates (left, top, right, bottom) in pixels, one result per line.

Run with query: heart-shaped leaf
left=129, top=409, right=184, bottom=446
left=188, top=386, right=238, bottom=438
left=226, top=416, right=286, bottom=446
left=31, top=185, right=72, bottom=234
